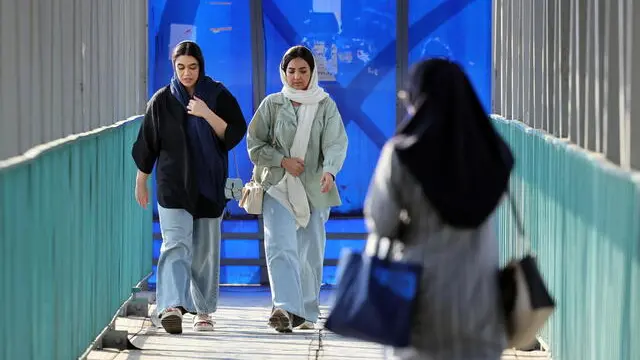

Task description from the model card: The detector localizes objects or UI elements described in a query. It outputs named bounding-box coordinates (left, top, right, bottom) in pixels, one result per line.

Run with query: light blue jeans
left=263, top=193, right=330, bottom=323
left=156, top=204, right=221, bottom=315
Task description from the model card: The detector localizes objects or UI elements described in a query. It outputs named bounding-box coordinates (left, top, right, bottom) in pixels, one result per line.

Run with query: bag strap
left=506, top=190, right=530, bottom=254
left=230, top=149, right=240, bottom=179
left=373, top=209, right=410, bottom=262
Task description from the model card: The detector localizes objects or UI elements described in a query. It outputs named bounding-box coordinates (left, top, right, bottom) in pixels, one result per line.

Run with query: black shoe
left=291, top=313, right=306, bottom=328
left=176, top=306, right=196, bottom=316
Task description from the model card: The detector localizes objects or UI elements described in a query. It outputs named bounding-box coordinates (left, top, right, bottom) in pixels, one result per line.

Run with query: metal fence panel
left=0, top=117, right=152, bottom=360
left=0, top=0, right=147, bottom=161
left=492, top=115, right=640, bottom=360
left=492, top=0, right=639, bottom=169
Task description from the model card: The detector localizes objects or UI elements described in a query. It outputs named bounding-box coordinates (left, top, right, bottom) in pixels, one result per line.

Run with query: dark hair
left=281, top=45, right=315, bottom=72
left=172, top=41, right=206, bottom=79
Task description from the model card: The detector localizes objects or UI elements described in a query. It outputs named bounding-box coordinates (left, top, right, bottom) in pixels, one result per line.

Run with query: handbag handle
left=374, top=210, right=410, bottom=262
left=231, top=149, right=240, bottom=179
left=506, top=190, right=530, bottom=254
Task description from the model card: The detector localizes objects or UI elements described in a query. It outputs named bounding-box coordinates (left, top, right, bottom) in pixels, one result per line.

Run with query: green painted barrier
left=491, top=115, right=640, bottom=360
left=0, top=116, right=152, bottom=360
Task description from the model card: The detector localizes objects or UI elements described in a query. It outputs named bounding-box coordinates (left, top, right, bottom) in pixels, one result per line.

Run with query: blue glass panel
left=325, top=218, right=367, bottom=233
left=152, top=239, right=162, bottom=261
left=221, top=239, right=260, bottom=259
left=222, top=219, right=260, bottom=233
left=148, top=0, right=254, bottom=217
left=263, top=0, right=397, bottom=214
left=408, top=0, right=492, bottom=112
left=325, top=239, right=366, bottom=259
left=152, top=221, right=161, bottom=235
left=155, top=219, right=260, bottom=235
left=323, top=265, right=338, bottom=285
left=220, top=265, right=261, bottom=285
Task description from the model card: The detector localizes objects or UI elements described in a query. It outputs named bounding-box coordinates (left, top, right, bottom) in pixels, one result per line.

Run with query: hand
left=187, top=96, right=213, bottom=118
left=282, top=157, right=305, bottom=177
left=320, top=172, right=335, bottom=193
left=135, top=178, right=149, bottom=209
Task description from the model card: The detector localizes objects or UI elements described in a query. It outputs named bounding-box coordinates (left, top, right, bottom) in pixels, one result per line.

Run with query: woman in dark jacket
left=132, top=41, right=247, bottom=334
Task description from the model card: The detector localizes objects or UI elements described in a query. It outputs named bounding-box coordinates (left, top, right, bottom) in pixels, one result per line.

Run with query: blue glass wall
left=264, top=0, right=397, bottom=215
left=408, top=0, right=492, bottom=112
left=148, top=0, right=255, bottom=218
left=147, top=0, right=492, bottom=285
left=148, top=0, right=260, bottom=285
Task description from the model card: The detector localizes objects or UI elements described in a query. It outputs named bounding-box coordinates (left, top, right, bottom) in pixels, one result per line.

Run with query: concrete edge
left=77, top=271, right=153, bottom=360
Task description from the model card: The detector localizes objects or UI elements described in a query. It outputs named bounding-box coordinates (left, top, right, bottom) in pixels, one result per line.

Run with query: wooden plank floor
left=87, top=288, right=551, bottom=360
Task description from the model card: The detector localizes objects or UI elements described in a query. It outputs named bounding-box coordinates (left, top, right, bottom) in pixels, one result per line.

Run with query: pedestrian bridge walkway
left=85, top=287, right=550, bottom=360
left=1, top=115, right=638, bottom=360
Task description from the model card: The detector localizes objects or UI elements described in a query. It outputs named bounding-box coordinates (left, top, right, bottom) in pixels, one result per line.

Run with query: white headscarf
left=267, top=48, right=328, bottom=228
left=279, top=57, right=328, bottom=104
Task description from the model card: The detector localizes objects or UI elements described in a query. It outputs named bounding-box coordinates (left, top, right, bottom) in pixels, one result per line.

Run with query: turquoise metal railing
left=0, top=115, right=152, bottom=360
left=492, top=115, right=640, bottom=360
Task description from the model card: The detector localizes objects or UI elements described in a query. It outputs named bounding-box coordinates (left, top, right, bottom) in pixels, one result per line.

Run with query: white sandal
left=296, top=321, right=315, bottom=330
left=193, top=314, right=215, bottom=331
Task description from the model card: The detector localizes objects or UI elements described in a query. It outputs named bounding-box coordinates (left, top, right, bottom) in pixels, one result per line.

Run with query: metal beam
left=250, top=0, right=266, bottom=112
left=152, top=257, right=340, bottom=267
left=154, top=232, right=367, bottom=240
left=218, top=258, right=340, bottom=267
left=396, top=0, right=409, bottom=125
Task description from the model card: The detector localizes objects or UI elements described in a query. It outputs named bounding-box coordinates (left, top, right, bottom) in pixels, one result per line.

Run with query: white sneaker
left=193, top=313, right=215, bottom=331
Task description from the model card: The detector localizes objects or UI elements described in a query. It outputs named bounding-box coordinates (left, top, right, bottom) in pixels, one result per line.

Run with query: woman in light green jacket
left=246, top=45, right=348, bottom=333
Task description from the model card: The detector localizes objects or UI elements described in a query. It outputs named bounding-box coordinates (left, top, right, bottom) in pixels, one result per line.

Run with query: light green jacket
left=247, top=92, right=348, bottom=209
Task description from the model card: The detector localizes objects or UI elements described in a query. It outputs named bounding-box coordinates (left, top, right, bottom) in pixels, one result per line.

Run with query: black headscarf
left=170, top=41, right=228, bottom=208
left=394, top=58, right=514, bottom=229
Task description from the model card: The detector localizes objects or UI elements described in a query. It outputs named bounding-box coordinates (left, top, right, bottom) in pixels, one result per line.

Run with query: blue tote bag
left=324, top=230, right=423, bottom=347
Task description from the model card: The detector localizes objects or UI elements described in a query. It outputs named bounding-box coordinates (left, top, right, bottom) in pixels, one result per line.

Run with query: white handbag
left=239, top=176, right=263, bottom=215
left=225, top=150, right=244, bottom=201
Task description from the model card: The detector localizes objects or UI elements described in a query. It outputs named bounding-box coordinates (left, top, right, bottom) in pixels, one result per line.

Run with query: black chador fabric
left=394, top=59, right=514, bottom=228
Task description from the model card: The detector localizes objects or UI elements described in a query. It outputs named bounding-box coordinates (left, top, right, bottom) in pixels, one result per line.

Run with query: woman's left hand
left=187, top=96, right=213, bottom=118
left=320, top=172, right=335, bottom=193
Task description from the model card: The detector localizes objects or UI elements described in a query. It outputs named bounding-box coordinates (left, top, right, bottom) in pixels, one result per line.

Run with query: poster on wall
left=168, top=24, right=197, bottom=59
left=311, top=40, right=338, bottom=82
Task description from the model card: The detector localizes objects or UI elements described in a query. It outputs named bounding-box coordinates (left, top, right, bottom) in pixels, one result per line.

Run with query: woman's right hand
left=281, top=157, right=305, bottom=177
left=135, top=171, right=150, bottom=208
